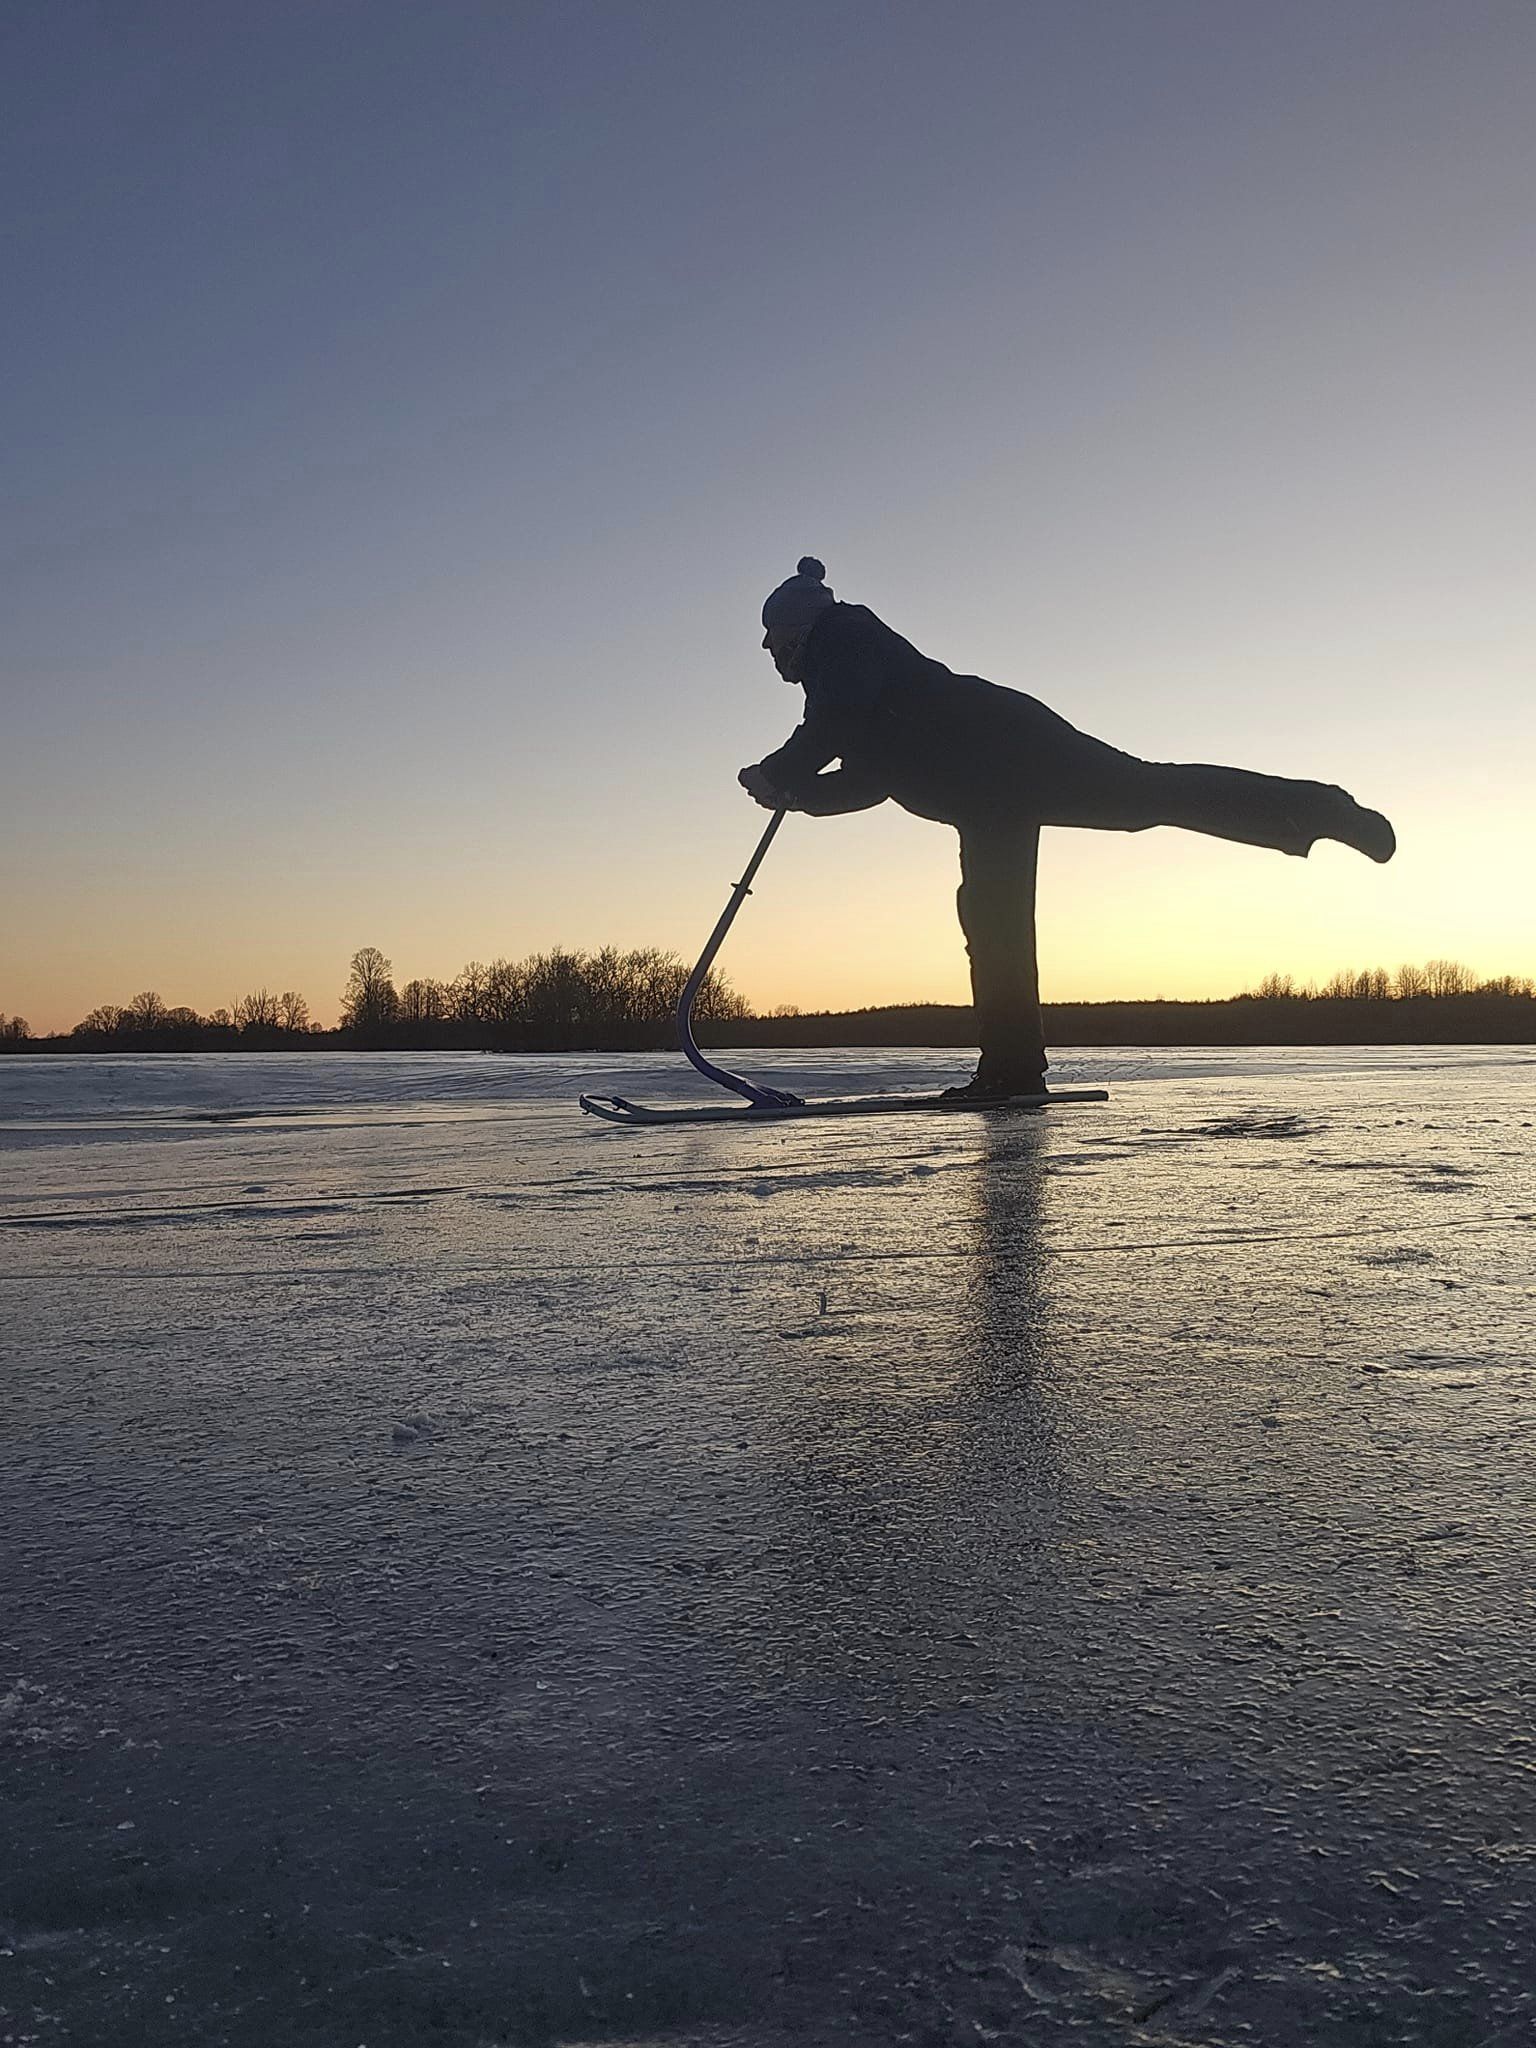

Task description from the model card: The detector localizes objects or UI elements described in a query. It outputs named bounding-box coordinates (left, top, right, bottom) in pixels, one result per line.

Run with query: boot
left=1325, top=788, right=1396, bottom=863
left=940, top=1067, right=1049, bottom=1103
left=1306, top=787, right=1396, bottom=862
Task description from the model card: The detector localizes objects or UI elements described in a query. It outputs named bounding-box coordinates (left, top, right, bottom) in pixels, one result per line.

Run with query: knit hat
left=761, top=556, right=835, bottom=642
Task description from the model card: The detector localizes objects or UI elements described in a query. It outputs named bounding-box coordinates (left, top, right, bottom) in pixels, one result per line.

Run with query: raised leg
left=1038, top=745, right=1394, bottom=861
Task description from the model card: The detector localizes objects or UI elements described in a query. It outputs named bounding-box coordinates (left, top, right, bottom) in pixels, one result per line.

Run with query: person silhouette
left=740, top=558, right=1395, bottom=1100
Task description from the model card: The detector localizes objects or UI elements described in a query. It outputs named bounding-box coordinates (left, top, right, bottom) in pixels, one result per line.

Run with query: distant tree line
left=9, top=945, right=748, bottom=1055
left=4, top=954, right=1531, bottom=1055
left=700, top=958, right=1536, bottom=1051
left=68, top=987, right=316, bottom=1042
left=333, top=943, right=749, bottom=1049
left=1245, top=960, right=1534, bottom=1001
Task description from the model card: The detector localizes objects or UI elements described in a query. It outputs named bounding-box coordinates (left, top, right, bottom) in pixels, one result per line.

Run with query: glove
left=738, top=763, right=789, bottom=810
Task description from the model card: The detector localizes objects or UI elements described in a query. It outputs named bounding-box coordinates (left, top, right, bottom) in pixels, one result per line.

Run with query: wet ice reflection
left=3, top=1046, right=1534, bottom=2044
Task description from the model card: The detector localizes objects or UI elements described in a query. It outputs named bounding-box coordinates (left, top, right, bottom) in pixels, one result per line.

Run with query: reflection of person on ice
left=741, top=558, right=1396, bottom=1102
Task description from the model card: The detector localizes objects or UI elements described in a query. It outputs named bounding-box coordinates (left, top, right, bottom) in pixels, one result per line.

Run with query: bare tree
left=1250, top=972, right=1300, bottom=1000
left=128, top=989, right=170, bottom=1030
left=581, top=946, right=629, bottom=1035
left=278, top=991, right=311, bottom=1033
left=482, top=958, right=525, bottom=1029
left=340, top=947, right=399, bottom=1033
left=0, top=1014, right=31, bottom=1042
left=691, top=966, right=750, bottom=1023
left=234, top=988, right=281, bottom=1032
left=1424, top=958, right=1472, bottom=997
left=519, top=948, right=584, bottom=1045
left=74, top=1004, right=127, bottom=1037
left=398, top=978, right=446, bottom=1026
left=1320, top=967, right=1391, bottom=1000
left=628, top=947, right=679, bottom=1023
left=1393, top=962, right=1428, bottom=999
left=450, top=961, right=489, bottom=1025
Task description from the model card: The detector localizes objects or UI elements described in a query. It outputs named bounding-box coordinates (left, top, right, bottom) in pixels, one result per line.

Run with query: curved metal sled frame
left=670, top=809, right=803, bottom=1110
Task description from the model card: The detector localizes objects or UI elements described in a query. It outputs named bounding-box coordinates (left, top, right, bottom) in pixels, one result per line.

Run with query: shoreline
left=6, top=1009, right=1536, bottom=1059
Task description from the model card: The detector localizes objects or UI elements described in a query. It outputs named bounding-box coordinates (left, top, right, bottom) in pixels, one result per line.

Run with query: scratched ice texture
left=2, top=1046, right=1534, bottom=2047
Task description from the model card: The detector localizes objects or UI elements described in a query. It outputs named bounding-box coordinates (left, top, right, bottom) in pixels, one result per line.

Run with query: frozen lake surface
left=3, top=1045, right=1534, bottom=2046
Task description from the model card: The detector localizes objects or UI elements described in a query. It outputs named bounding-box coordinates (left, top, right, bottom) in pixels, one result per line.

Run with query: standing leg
left=952, top=821, right=1048, bottom=1094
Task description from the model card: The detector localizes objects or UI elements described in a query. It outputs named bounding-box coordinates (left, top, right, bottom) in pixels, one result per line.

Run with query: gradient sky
left=4, top=1, right=1532, bottom=1033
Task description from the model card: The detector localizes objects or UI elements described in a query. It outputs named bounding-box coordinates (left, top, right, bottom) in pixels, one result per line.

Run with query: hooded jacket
left=758, top=602, right=1095, bottom=827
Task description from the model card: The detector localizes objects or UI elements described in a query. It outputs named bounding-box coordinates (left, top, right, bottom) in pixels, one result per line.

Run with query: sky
left=3, top=0, right=1532, bottom=1033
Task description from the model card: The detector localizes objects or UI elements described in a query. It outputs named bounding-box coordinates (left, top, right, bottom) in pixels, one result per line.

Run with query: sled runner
left=580, top=1086, right=1108, bottom=1126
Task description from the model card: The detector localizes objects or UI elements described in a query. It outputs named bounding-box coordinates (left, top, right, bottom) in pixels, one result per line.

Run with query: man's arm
left=757, top=709, right=839, bottom=792
left=788, top=765, right=889, bottom=815
left=739, top=759, right=889, bottom=815
left=736, top=704, right=838, bottom=810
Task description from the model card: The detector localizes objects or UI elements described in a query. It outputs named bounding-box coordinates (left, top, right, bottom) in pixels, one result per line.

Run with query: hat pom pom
left=796, top=556, right=825, bottom=582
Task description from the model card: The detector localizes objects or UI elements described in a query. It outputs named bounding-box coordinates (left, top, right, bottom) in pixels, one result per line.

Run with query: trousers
left=955, top=749, right=1352, bottom=1079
